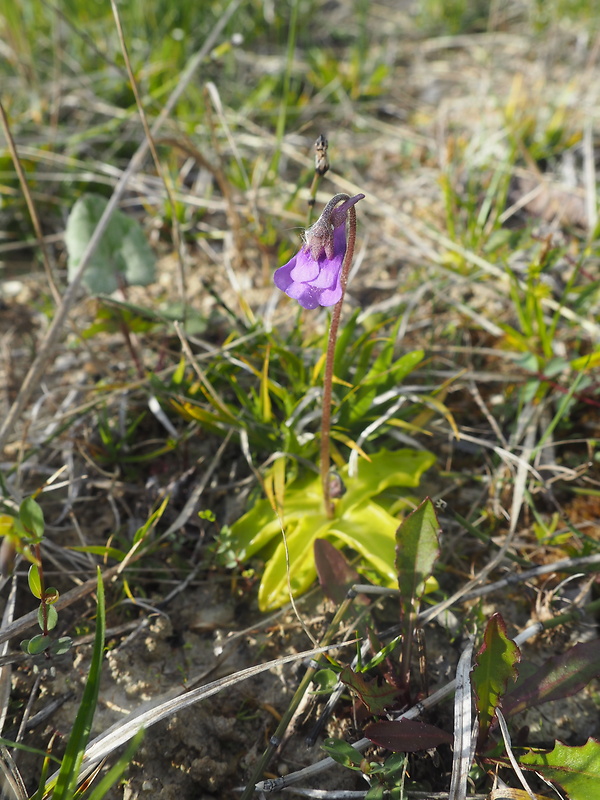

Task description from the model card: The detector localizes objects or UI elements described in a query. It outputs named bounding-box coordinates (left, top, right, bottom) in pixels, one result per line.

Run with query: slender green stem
left=308, top=136, right=329, bottom=225
left=33, top=543, right=48, bottom=636
left=320, top=206, right=358, bottom=518
left=307, top=172, right=322, bottom=226
left=541, top=596, right=600, bottom=631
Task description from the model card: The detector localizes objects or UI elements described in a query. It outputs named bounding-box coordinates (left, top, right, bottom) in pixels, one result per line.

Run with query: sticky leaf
left=231, top=449, right=435, bottom=611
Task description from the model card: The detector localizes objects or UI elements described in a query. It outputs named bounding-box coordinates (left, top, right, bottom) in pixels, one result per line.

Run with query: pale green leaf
left=20, top=497, right=44, bottom=540
left=66, top=193, right=156, bottom=295
left=330, top=500, right=401, bottom=586
left=516, top=739, right=600, bottom=800
left=28, top=563, right=42, bottom=599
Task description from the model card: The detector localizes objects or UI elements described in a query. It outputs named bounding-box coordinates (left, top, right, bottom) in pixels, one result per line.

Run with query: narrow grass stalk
left=307, top=135, right=329, bottom=225
left=109, top=0, right=188, bottom=320
left=0, top=99, right=60, bottom=305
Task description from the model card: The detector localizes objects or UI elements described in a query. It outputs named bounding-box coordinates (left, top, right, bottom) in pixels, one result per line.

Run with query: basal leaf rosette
left=230, top=449, right=435, bottom=611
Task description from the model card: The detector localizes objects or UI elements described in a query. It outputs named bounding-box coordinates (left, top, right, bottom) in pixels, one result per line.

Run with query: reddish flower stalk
left=274, top=193, right=363, bottom=517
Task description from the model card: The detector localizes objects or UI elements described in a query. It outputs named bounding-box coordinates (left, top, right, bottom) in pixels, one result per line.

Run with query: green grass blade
left=49, top=567, right=105, bottom=799
left=80, top=729, right=143, bottom=800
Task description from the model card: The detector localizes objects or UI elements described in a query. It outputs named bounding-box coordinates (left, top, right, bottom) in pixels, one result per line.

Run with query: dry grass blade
left=0, top=746, right=28, bottom=800
left=328, top=170, right=600, bottom=339
left=420, top=407, right=535, bottom=630
left=160, top=431, right=231, bottom=538
left=495, top=710, right=537, bottom=800
left=109, top=0, right=188, bottom=315
left=0, top=100, right=60, bottom=305
left=0, top=577, right=16, bottom=735
left=448, top=642, right=476, bottom=800
left=59, top=639, right=356, bottom=784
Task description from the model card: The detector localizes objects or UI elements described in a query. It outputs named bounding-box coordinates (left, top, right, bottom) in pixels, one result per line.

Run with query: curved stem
left=320, top=205, right=357, bottom=518
left=33, top=542, right=49, bottom=636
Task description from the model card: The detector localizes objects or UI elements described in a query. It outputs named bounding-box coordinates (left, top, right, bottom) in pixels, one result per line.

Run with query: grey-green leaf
left=51, top=637, right=73, bottom=656
left=27, top=634, right=51, bottom=655
left=66, top=193, right=156, bottom=295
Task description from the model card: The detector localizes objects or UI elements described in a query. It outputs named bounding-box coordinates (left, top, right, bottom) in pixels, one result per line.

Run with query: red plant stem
left=33, top=542, right=49, bottom=636
left=320, top=205, right=357, bottom=518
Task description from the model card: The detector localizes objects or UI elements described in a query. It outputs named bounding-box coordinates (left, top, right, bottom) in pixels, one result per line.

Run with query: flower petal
left=273, top=256, right=297, bottom=292
left=289, top=246, right=319, bottom=282
left=286, top=281, right=321, bottom=309
left=273, top=193, right=364, bottom=309
left=310, top=228, right=346, bottom=289
left=316, top=281, right=342, bottom=307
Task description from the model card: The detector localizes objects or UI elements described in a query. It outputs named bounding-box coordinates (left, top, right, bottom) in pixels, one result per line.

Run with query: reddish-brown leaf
left=339, top=666, right=400, bottom=715
left=314, top=538, right=369, bottom=606
left=365, top=719, right=453, bottom=752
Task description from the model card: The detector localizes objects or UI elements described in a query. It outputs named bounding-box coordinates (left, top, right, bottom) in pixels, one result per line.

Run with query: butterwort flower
left=274, top=193, right=365, bottom=309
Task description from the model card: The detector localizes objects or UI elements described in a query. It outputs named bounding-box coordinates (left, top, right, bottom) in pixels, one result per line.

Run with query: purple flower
left=274, top=193, right=365, bottom=309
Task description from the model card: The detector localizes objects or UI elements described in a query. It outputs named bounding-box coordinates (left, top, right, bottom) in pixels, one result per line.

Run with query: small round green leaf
left=50, top=637, right=73, bottom=656
left=38, top=603, right=58, bottom=631
left=27, top=634, right=51, bottom=655
left=44, top=587, right=60, bottom=604
left=19, top=497, right=44, bottom=540
left=28, top=564, right=42, bottom=599
left=311, top=669, right=339, bottom=694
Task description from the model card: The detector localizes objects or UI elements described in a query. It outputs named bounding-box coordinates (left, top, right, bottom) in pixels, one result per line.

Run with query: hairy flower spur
left=274, top=193, right=365, bottom=309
